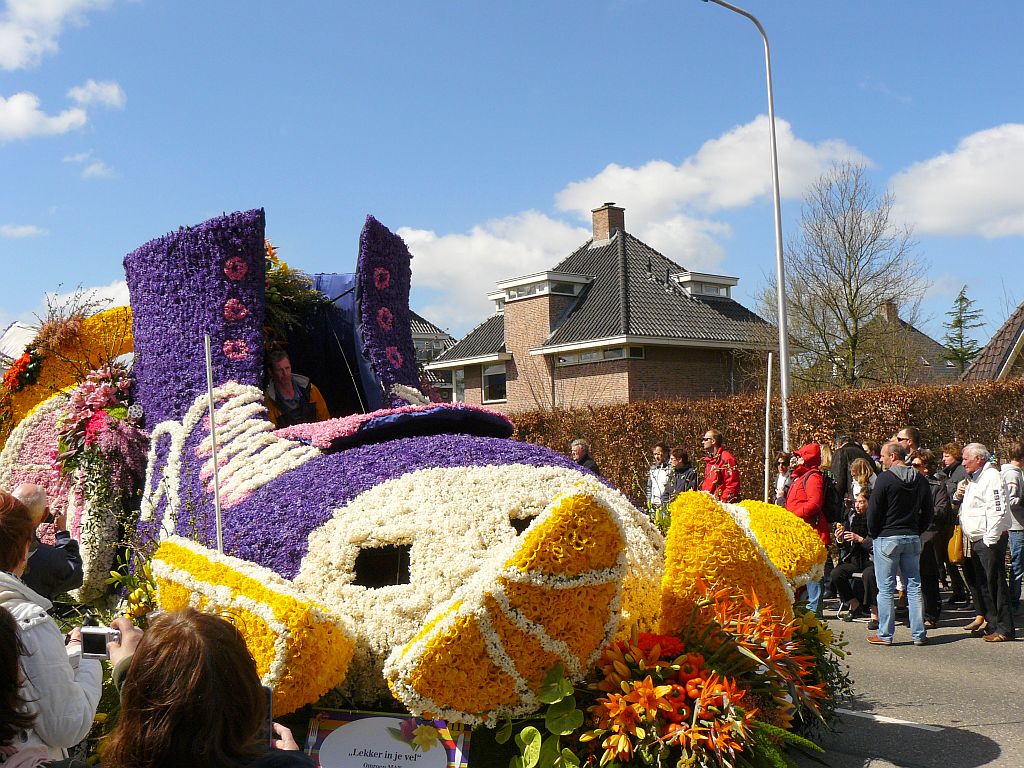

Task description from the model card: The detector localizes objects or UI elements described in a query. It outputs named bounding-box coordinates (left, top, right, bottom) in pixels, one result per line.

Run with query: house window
left=482, top=364, right=506, bottom=402
left=919, top=357, right=931, bottom=366
left=556, top=347, right=644, bottom=367
left=549, top=282, right=578, bottom=295
left=454, top=369, right=465, bottom=402
left=507, top=283, right=543, bottom=300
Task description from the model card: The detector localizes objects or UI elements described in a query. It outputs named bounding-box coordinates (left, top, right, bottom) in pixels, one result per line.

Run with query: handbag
left=947, top=524, right=965, bottom=564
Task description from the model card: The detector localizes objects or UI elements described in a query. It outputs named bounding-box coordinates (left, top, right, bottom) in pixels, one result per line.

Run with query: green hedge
left=513, top=378, right=1024, bottom=505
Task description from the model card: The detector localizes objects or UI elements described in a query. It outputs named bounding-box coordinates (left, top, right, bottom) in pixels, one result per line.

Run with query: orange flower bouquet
left=498, top=582, right=852, bottom=768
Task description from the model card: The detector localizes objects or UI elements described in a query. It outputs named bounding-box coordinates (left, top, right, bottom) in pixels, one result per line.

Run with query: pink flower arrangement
left=223, top=298, right=249, bottom=322
left=274, top=402, right=513, bottom=449
left=223, top=339, right=250, bottom=361
left=84, top=411, right=110, bottom=447
left=224, top=256, right=249, bottom=281
left=385, top=346, right=403, bottom=368
left=376, top=306, right=394, bottom=332
left=373, top=266, right=390, bottom=290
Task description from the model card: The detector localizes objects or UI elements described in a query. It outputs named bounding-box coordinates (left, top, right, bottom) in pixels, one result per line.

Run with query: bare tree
left=763, top=162, right=929, bottom=390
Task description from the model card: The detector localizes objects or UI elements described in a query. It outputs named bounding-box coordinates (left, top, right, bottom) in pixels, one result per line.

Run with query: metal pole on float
left=204, top=334, right=224, bottom=553
left=702, top=0, right=792, bottom=452
left=764, top=351, right=773, bottom=502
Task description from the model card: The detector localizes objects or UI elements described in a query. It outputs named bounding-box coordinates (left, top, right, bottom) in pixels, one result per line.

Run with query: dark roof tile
left=544, top=232, right=775, bottom=347
left=433, top=313, right=505, bottom=362
left=961, top=302, right=1024, bottom=381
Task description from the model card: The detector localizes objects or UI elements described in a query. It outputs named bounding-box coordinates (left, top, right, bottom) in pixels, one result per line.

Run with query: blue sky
left=2, top=0, right=1022, bottom=346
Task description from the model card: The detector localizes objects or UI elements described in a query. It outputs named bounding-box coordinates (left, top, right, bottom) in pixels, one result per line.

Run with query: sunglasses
left=911, top=462, right=924, bottom=468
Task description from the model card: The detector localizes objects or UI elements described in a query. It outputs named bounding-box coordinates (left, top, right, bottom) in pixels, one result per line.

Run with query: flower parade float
left=0, top=207, right=850, bottom=766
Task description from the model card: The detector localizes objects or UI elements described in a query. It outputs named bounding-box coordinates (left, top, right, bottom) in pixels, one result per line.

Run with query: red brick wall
left=628, top=346, right=737, bottom=400
left=553, top=359, right=630, bottom=409
left=504, top=294, right=574, bottom=411
left=461, top=365, right=485, bottom=407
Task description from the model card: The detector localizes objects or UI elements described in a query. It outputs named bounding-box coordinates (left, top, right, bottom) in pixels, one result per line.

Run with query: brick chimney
left=883, top=300, right=899, bottom=323
left=591, top=202, right=625, bottom=241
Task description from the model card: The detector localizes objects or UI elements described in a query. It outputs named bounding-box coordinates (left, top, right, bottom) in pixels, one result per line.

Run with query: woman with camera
left=0, top=491, right=107, bottom=762
left=103, top=608, right=312, bottom=768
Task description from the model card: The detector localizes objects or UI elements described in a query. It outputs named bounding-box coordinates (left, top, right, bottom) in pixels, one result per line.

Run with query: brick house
left=848, top=302, right=960, bottom=387
left=410, top=310, right=456, bottom=400
left=425, top=203, right=776, bottom=412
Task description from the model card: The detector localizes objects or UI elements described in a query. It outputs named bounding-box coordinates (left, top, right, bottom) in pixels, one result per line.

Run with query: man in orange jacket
left=700, top=429, right=740, bottom=503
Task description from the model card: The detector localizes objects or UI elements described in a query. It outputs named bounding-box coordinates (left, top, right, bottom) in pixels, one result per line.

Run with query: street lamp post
left=701, top=0, right=791, bottom=451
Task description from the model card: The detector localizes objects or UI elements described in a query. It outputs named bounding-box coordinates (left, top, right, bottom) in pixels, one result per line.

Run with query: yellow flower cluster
left=152, top=536, right=354, bottom=715
left=736, top=499, right=827, bottom=587
left=386, top=491, right=629, bottom=725
left=1, top=306, right=133, bottom=448
left=507, top=491, right=625, bottom=576
left=659, top=492, right=793, bottom=636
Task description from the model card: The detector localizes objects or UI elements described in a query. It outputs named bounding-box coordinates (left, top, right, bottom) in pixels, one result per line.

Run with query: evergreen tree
left=942, top=285, right=984, bottom=373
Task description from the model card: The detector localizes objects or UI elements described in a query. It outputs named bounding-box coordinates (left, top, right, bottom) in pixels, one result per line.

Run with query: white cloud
left=401, top=211, right=590, bottom=331
left=555, top=115, right=868, bottom=225
left=890, top=124, right=1024, bottom=237
left=81, top=159, right=114, bottom=178
left=402, top=117, right=868, bottom=336
left=1, top=223, right=47, bottom=238
left=0, top=91, right=86, bottom=142
left=67, top=78, right=124, bottom=108
left=44, top=280, right=130, bottom=314
left=0, top=0, right=114, bottom=71
left=63, top=148, right=114, bottom=178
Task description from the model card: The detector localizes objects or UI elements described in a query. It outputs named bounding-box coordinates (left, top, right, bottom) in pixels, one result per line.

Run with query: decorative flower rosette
left=151, top=535, right=355, bottom=715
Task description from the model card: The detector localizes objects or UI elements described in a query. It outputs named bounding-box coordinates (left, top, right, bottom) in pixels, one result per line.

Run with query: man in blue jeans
left=866, top=441, right=934, bottom=646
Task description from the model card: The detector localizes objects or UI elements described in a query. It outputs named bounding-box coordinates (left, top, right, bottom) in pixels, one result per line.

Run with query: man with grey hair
left=569, top=438, right=600, bottom=475
left=866, top=441, right=933, bottom=646
left=956, top=442, right=1015, bottom=641
left=11, top=483, right=83, bottom=601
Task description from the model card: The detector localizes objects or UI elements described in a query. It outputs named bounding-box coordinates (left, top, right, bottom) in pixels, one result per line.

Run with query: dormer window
left=493, top=272, right=592, bottom=304
left=671, top=271, right=738, bottom=299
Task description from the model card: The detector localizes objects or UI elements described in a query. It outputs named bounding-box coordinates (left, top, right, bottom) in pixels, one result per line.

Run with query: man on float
left=264, top=350, right=330, bottom=427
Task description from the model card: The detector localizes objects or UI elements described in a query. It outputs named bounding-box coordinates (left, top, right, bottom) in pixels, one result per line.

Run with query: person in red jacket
left=700, top=429, right=740, bottom=503
left=786, top=442, right=830, bottom=616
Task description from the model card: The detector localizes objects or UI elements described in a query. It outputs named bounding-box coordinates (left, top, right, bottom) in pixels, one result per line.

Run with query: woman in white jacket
left=0, top=491, right=102, bottom=761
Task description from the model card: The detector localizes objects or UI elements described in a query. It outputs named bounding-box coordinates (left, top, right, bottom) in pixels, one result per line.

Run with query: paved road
left=795, top=598, right=1023, bottom=768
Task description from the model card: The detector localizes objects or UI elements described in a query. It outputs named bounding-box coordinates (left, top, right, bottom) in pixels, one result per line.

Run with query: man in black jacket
left=11, top=483, right=83, bottom=601
left=831, top=434, right=875, bottom=516
left=866, top=442, right=934, bottom=647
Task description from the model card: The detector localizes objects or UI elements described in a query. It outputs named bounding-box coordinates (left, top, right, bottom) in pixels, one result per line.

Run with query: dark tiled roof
left=433, top=313, right=506, bottom=362
left=543, top=232, right=775, bottom=347
left=888, top=316, right=960, bottom=384
left=409, top=310, right=453, bottom=341
left=961, top=302, right=1024, bottom=381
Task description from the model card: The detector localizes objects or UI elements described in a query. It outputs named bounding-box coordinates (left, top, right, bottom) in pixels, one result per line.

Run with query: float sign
left=305, top=709, right=470, bottom=768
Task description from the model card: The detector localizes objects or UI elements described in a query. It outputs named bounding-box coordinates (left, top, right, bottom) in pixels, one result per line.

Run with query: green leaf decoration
left=545, top=696, right=584, bottom=736
left=515, top=726, right=542, bottom=768
left=496, top=718, right=513, bottom=745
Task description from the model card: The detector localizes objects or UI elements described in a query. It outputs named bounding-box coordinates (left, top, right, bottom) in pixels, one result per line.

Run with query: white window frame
left=482, top=364, right=507, bottom=403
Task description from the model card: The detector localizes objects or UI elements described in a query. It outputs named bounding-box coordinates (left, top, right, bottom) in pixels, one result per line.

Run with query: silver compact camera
left=79, top=626, right=121, bottom=660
